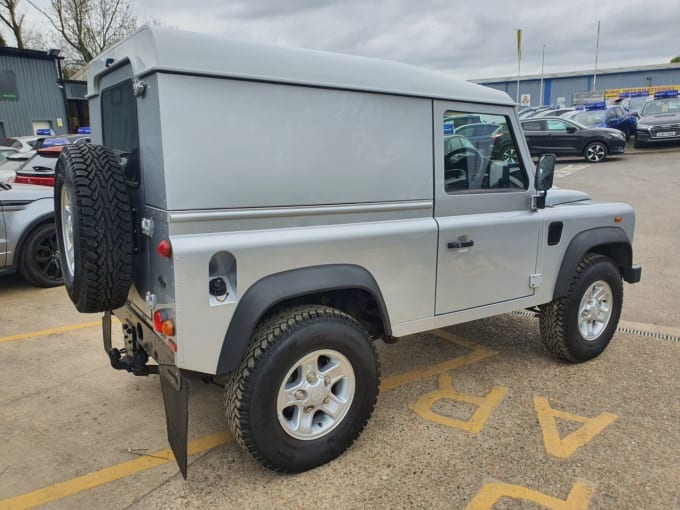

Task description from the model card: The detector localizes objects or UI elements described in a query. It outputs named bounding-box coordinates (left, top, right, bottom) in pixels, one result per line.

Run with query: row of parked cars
left=0, top=130, right=91, bottom=287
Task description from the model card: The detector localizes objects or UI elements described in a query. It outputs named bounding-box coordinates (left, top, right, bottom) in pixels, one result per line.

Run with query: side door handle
left=448, top=240, right=474, bottom=249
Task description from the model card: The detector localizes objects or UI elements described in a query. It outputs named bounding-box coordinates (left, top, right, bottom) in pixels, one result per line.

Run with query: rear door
left=435, top=102, right=540, bottom=314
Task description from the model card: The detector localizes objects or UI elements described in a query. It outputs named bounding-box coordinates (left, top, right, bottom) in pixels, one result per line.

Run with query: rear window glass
left=101, top=79, right=140, bottom=185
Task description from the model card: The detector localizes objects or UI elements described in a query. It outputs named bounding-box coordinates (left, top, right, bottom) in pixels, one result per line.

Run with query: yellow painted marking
left=0, top=432, right=232, bottom=510
left=381, top=330, right=498, bottom=392
left=412, top=373, right=507, bottom=432
left=534, top=396, right=618, bottom=459
left=0, top=321, right=103, bottom=344
left=0, top=328, right=495, bottom=508
left=465, top=480, right=594, bottom=510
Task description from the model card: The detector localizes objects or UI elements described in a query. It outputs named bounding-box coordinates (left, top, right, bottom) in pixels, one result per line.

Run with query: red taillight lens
left=153, top=310, right=164, bottom=332
left=14, top=175, right=55, bottom=187
left=157, top=239, right=172, bottom=258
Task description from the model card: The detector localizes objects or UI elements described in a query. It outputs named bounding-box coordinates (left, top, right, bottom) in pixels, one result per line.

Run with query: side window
left=522, top=120, right=542, bottom=131
left=443, top=110, right=529, bottom=193
left=101, top=79, right=140, bottom=186
left=546, top=119, right=568, bottom=132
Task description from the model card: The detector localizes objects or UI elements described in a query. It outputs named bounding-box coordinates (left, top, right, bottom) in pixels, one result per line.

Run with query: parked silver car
left=0, top=182, right=62, bottom=287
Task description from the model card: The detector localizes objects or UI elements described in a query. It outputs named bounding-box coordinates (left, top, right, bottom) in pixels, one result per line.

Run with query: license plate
left=656, top=131, right=678, bottom=137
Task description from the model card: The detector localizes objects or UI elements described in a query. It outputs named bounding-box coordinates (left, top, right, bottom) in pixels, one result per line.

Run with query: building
left=0, top=46, right=88, bottom=138
left=474, top=63, right=680, bottom=107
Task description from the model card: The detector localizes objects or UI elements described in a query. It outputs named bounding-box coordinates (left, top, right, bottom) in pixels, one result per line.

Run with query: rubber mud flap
left=160, top=365, right=191, bottom=479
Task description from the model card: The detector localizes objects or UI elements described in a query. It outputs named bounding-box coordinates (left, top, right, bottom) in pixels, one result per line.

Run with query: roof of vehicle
left=88, top=26, right=514, bottom=106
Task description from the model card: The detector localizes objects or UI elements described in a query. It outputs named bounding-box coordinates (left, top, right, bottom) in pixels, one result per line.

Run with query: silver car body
left=87, top=27, right=637, bottom=375
left=0, top=183, right=55, bottom=274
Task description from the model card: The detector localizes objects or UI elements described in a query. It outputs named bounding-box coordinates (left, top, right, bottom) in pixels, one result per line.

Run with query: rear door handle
left=448, top=240, right=474, bottom=249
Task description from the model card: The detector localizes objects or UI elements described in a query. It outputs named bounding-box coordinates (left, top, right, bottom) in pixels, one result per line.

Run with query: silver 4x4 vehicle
left=54, top=27, right=641, bottom=478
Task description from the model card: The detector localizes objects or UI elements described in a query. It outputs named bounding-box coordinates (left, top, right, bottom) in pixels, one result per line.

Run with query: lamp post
left=593, top=20, right=600, bottom=92
left=539, top=43, right=545, bottom=106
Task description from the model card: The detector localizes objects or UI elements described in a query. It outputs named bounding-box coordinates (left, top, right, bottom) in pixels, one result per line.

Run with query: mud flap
left=159, top=365, right=191, bottom=479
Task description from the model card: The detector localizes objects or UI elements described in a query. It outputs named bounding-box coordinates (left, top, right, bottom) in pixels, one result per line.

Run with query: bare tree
left=28, top=0, right=137, bottom=65
left=0, top=0, right=26, bottom=48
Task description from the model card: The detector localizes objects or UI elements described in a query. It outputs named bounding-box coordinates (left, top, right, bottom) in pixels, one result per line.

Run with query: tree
left=28, top=0, right=137, bottom=65
left=0, top=0, right=26, bottom=48
left=672, top=56, right=680, bottom=64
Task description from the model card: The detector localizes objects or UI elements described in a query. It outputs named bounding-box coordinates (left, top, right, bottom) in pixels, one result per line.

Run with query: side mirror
left=533, top=154, right=555, bottom=210
left=631, top=112, right=640, bottom=119
left=535, top=154, right=556, bottom=191
left=566, top=126, right=577, bottom=134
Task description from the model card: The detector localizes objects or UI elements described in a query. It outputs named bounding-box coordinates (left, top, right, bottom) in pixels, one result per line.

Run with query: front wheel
left=539, top=254, right=623, bottom=362
left=225, top=305, right=380, bottom=472
left=584, top=141, right=608, bottom=162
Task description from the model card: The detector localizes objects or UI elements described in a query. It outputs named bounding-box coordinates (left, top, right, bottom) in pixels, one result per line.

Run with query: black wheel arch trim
left=216, top=264, right=391, bottom=375
left=553, top=227, right=638, bottom=299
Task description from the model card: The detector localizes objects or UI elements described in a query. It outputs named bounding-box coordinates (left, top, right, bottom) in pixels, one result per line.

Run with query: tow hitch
left=102, top=310, right=191, bottom=479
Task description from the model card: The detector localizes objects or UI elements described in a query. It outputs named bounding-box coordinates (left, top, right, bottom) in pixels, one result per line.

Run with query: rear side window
left=101, top=80, right=140, bottom=186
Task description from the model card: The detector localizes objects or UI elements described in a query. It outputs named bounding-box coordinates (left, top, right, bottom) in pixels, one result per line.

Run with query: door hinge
left=529, top=273, right=543, bottom=288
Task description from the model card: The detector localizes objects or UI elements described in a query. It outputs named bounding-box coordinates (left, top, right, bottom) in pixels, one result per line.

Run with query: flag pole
left=539, top=43, right=545, bottom=105
left=593, top=20, right=600, bottom=92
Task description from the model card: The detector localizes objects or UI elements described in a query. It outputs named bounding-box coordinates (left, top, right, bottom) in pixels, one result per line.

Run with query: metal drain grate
left=510, top=311, right=680, bottom=343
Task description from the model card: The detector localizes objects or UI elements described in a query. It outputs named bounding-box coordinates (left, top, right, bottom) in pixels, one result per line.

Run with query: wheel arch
left=553, top=227, right=632, bottom=299
left=14, top=212, right=55, bottom=270
left=216, top=264, right=391, bottom=375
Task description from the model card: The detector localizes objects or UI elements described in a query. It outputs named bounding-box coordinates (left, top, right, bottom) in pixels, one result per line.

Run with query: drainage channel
left=510, top=310, right=680, bottom=343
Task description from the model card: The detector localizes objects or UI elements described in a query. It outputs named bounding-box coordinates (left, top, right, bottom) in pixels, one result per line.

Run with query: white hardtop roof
left=89, top=26, right=514, bottom=106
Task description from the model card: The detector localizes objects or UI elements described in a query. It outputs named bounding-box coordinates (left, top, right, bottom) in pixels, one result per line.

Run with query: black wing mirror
left=533, top=154, right=556, bottom=209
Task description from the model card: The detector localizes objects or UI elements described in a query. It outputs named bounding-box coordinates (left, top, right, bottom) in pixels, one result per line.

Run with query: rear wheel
left=54, top=144, right=134, bottom=313
left=19, top=222, right=62, bottom=287
left=225, top=305, right=380, bottom=472
left=584, top=141, right=608, bottom=162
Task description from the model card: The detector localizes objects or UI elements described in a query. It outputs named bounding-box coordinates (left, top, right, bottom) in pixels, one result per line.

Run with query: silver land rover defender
left=55, top=26, right=641, bottom=478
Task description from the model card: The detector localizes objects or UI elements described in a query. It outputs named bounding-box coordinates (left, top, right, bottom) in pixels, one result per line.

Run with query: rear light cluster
left=14, top=175, right=54, bottom=187
left=153, top=309, right=175, bottom=337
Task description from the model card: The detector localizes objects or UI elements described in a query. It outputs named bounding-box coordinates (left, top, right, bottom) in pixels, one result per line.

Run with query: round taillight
left=153, top=310, right=163, bottom=332
left=157, top=239, right=172, bottom=258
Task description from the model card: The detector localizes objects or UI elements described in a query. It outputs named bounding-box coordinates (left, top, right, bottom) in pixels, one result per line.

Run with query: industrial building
left=474, top=63, right=680, bottom=107
left=0, top=46, right=88, bottom=138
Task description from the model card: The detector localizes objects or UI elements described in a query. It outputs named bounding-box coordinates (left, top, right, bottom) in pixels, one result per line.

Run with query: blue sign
left=77, top=126, right=91, bottom=134
left=36, top=128, right=52, bottom=135
left=42, top=138, right=68, bottom=147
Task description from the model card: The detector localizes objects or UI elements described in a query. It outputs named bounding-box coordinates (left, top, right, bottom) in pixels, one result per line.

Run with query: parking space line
left=0, top=321, right=102, bottom=344
left=0, top=432, right=233, bottom=510
left=0, top=329, right=496, bottom=509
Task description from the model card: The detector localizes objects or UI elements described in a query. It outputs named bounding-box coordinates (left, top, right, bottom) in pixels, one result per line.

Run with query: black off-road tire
left=224, top=305, right=380, bottom=473
left=539, top=253, right=623, bottom=362
left=54, top=144, right=134, bottom=313
left=19, top=222, right=63, bottom=287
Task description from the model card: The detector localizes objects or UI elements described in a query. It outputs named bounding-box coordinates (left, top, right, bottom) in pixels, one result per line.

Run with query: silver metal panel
left=0, top=53, right=68, bottom=136
left=170, top=217, right=438, bottom=374
left=88, top=26, right=514, bottom=105
left=158, top=74, right=433, bottom=210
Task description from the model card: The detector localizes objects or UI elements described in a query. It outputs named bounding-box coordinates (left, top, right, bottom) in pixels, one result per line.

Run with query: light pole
left=539, top=43, right=546, bottom=106
left=593, top=20, right=601, bottom=92
left=515, top=28, right=522, bottom=107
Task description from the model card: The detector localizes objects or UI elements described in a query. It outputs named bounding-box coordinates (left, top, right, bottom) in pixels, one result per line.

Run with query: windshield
left=569, top=111, right=605, bottom=127
left=640, top=98, right=680, bottom=116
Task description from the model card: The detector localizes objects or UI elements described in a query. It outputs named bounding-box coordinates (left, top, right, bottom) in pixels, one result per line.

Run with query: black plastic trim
left=216, top=264, right=391, bottom=375
left=553, top=227, right=634, bottom=299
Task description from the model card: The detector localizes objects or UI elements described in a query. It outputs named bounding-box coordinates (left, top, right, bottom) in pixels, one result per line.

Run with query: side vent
left=548, top=222, right=563, bottom=246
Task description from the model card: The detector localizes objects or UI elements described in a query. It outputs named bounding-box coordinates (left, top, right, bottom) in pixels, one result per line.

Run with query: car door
left=544, top=118, right=579, bottom=155
left=521, top=119, right=547, bottom=155
left=0, top=198, right=6, bottom=267
left=435, top=102, right=540, bottom=314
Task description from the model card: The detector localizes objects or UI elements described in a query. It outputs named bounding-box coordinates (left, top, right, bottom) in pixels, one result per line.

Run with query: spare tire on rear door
left=54, top=144, right=134, bottom=313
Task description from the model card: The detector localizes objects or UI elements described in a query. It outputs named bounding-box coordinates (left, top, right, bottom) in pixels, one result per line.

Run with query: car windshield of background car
left=571, top=111, right=605, bottom=127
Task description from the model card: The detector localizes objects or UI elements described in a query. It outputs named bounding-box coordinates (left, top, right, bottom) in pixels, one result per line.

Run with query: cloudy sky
left=24, top=0, right=680, bottom=80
